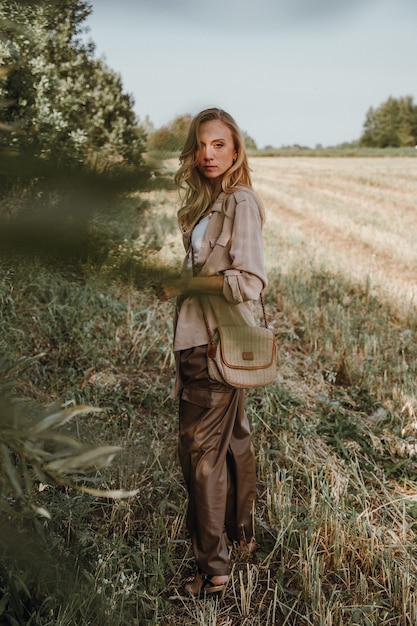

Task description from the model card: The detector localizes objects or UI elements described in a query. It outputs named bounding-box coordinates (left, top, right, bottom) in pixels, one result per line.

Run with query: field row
left=250, top=157, right=417, bottom=308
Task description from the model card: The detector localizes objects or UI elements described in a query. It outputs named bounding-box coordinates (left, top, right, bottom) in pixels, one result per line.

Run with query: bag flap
left=216, top=326, right=276, bottom=370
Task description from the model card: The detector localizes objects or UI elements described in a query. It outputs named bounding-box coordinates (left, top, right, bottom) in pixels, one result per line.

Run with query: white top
left=187, top=214, right=211, bottom=268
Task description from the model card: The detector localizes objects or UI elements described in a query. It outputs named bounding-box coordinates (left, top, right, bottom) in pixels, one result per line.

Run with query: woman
left=155, top=107, right=267, bottom=596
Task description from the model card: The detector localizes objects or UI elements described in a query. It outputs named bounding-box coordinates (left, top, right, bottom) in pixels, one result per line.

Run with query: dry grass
left=139, top=157, right=417, bottom=625
left=114, top=157, right=417, bottom=625
left=2, top=157, right=417, bottom=624
left=251, top=157, right=417, bottom=309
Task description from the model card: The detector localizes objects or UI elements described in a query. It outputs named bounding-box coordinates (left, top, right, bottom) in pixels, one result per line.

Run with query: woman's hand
left=153, top=278, right=187, bottom=302
left=153, top=275, right=224, bottom=302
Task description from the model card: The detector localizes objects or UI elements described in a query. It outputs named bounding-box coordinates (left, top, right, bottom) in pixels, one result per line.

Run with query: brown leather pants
left=178, top=345, right=256, bottom=577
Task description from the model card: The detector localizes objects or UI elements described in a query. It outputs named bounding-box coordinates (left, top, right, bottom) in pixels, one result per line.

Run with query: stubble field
left=144, top=155, right=417, bottom=624
left=250, top=156, right=417, bottom=309
left=2, top=156, right=417, bottom=625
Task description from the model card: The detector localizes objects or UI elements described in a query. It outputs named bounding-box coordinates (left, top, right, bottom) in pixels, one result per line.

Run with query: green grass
left=1, top=179, right=417, bottom=625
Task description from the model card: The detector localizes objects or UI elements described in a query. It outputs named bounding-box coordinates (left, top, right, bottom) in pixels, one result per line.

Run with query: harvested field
left=250, top=157, right=417, bottom=309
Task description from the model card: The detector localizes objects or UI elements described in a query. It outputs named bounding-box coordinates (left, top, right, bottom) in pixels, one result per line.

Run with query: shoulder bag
left=201, top=295, right=277, bottom=389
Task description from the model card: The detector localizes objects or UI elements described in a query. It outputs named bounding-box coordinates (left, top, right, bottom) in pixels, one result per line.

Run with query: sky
left=85, top=0, right=417, bottom=149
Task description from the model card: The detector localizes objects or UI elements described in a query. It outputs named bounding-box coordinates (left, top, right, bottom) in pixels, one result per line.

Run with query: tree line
left=359, top=95, right=417, bottom=148
left=148, top=97, right=417, bottom=152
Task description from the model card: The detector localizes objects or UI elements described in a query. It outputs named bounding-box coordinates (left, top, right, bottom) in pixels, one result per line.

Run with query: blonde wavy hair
left=175, top=108, right=260, bottom=234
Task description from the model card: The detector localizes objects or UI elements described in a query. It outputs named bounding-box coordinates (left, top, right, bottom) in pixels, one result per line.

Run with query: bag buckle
left=242, top=352, right=254, bottom=361
left=208, top=342, right=217, bottom=358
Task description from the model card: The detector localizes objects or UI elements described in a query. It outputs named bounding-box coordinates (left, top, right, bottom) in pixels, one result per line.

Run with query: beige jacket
left=173, top=187, right=267, bottom=357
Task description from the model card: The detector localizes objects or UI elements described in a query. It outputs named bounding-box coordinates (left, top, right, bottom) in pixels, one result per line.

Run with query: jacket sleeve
left=222, top=191, right=267, bottom=304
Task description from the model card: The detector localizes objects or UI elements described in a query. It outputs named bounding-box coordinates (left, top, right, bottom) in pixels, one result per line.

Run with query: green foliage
left=0, top=0, right=147, bottom=176
left=147, top=113, right=193, bottom=152
left=0, top=351, right=142, bottom=624
left=147, top=113, right=258, bottom=153
left=0, top=354, right=138, bottom=517
left=360, top=95, right=417, bottom=148
left=242, top=129, right=258, bottom=152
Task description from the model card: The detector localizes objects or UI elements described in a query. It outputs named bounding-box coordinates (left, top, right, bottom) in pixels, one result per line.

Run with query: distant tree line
left=147, top=97, right=417, bottom=153
left=146, top=114, right=258, bottom=153
left=360, top=96, right=417, bottom=148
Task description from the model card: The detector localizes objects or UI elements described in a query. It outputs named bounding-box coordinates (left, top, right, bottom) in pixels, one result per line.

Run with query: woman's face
left=195, top=119, right=237, bottom=185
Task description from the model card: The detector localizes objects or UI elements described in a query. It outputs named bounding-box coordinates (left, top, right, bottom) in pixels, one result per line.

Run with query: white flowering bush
left=0, top=0, right=146, bottom=172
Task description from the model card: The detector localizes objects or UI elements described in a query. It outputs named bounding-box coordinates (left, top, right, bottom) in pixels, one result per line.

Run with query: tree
left=0, top=0, right=146, bottom=172
left=242, top=130, right=257, bottom=152
left=360, top=96, right=417, bottom=148
left=147, top=114, right=192, bottom=152
left=147, top=113, right=258, bottom=153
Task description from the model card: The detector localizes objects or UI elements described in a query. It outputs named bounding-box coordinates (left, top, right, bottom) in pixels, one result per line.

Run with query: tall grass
left=1, top=161, right=417, bottom=624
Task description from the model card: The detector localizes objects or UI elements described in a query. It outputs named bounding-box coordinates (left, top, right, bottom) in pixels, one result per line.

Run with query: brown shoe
left=184, top=572, right=228, bottom=597
left=239, top=538, right=257, bottom=555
